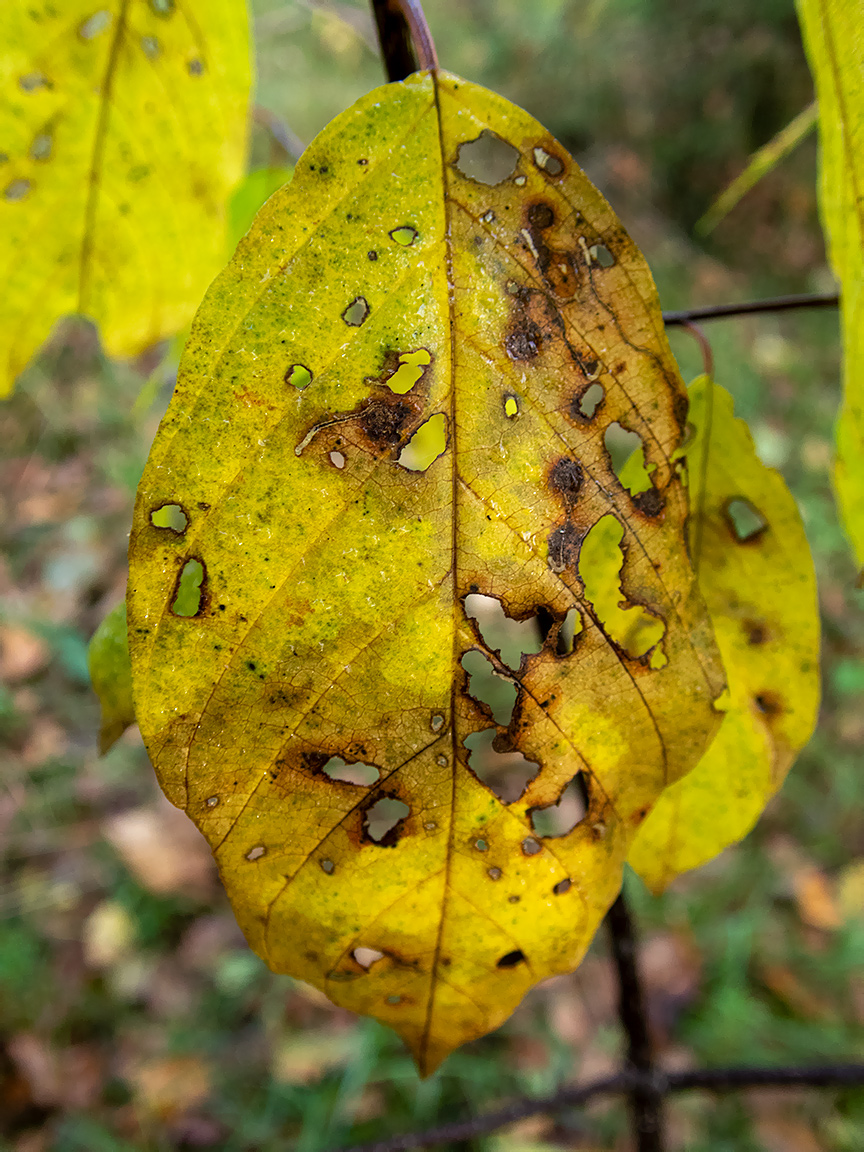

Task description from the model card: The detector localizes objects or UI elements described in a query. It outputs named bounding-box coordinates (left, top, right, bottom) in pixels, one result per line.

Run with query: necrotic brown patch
left=547, top=521, right=583, bottom=572
left=549, top=457, right=584, bottom=503
left=527, top=202, right=555, bottom=229
left=631, top=488, right=665, bottom=518
left=505, top=320, right=541, bottom=361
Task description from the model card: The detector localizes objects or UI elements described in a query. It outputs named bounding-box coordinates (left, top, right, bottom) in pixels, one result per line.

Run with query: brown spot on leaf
left=547, top=521, right=583, bottom=572
left=631, top=488, right=665, bottom=518
left=527, top=202, right=555, bottom=229
left=358, top=399, right=415, bottom=448
left=549, top=457, right=584, bottom=504
left=755, top=692, right=782, bottom=716
left=745, top=621, right=769, bottom=645
left=505, top=320, right=541, bottom=361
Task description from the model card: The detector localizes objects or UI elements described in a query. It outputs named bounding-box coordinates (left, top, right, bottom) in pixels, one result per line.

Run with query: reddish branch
left=370, top=0, right=438, bottom=80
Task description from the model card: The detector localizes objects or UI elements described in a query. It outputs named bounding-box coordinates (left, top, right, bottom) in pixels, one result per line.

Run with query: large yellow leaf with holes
left=796, top=0, right=864, bottom=569
left=628, top=378, right=820, bottom=892
left=0, top=0, right=250, bottom=396
left=127, top=70, right=724, bottom=1073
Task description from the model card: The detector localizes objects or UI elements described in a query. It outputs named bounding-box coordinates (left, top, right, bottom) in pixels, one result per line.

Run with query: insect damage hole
left=286, top=363, right=312, bottom=389
left=556, top=607, right=582, bottom=656
left=497, top=949, right=526, bottom=968
left=604, top=423, right=654, bottom=496
left=329, top=451, right=345, bottom=469
left=30, top=133, right=53, bottom=161
left=322, top=757, right=379, bottom=786
left=576, top=383, right=604, bottom=420
left=385, top=349, right=431, bottom=394
left=464, top=729, right=540, bottom=804
left=171, top=559, right=205, bottom=617
left=530, top=774, right=588, bottom=838
left=532, top=146, right=564, bottom=176
left=5, top=180, right=31, bottom=202
left=579, top=515, right=665, bottom=659
left=503, top=395, right=519, bottom=418
left=389, top=225, right=418, bottom=246
left=342, top=297, right=369, bottom=326
left=245, top=845, right=266, bottom=861
left=150, top=503, right=188, bottom=532
left=397, top=413, right=448, bottom=471
left=588, top=244, right=615, bottom=267
left=454, top=130, right=519, bottom=185
left=724, top=498, right=768, bottom=542
left=364, top=797, right=410, bottom=844
left=464, top=594, right=550, bottom=670
left=353, top=947, right=384, bottom=969
left=79, top=10, right=112, bottom=38
left=461, top=651, right=517, bottom=725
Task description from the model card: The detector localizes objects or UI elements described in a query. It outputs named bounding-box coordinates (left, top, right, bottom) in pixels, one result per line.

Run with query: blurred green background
left=2, top=1, right=864, bottom=1149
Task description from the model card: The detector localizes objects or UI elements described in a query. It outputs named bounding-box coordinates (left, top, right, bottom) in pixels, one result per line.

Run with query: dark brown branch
left=606, top=892, right=664, bottom=1152
left=370, top=0, right=438, bottom=81
left=335, top=1064, right=864, bottom=1152
left=662, top=291, right=839, bottom=325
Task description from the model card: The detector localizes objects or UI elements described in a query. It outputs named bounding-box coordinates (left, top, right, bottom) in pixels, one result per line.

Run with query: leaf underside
left=796, top=0, right=864, bottom=568
left=628, top=377, right=820, bottom=893
left=128, top=69, right=724, bottom=1073
left=0, top=0, right=250, bottom=396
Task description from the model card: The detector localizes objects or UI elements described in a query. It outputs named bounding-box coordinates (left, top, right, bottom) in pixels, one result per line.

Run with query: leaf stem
left=605, top=890, right=665, bottom=1152
left=370, top=0, right=439, bottom=81
left=663, top=291, right=839, bottom=325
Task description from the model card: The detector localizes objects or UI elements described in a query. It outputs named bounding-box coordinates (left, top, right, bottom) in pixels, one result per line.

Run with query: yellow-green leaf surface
left=629, top=378, right=820, bottom=893
left=0, top=0, right=251, bottom=396
left=128, top=70, right=724, bottom=1073
left=796, top=0, right=864, bottom=567
left=88, top=600, right=135, bottom=753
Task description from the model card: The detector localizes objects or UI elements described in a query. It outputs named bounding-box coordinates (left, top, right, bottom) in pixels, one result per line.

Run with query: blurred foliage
left=1, top=1, right=863, bottom=1150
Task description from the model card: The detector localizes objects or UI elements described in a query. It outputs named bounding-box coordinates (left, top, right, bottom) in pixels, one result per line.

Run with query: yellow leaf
left=128, top=71, right=724, bottom=1072
left=88, top=599, right=135, bottom=753
left=629, top=378, right=820, bottom=893
left=796, top=0, right=864, bottom=568
left=0, top=0, right=251, bottom=396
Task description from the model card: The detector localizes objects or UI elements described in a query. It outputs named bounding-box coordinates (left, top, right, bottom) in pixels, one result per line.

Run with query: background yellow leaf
left=0, top=0, right=251, bottom=396
left=87, top=599, right=135, bottom=754
left=628, top=377, right=820, bottom=893
left=796, top=0, right=864, bottom=569
left=128, top=70, right=724, bottom=1072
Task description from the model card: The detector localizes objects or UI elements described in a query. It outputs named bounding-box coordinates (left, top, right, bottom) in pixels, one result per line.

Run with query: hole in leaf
left=464, top=729, right=540, bottom=804
left=20, top=73, right=50, bottom=92
left=532, top=146, right=564, bottom=175
left=171, top=559, right=205, bottom=617
left=329, top=450, right=345, bottom=469
left=556, top=607, right=582, bottom=656
left=461, top=651, right=517, bottom=725
left=488, top=867, right=502, bottom=880
left=4, top=180, right=31, bottom=202
left=320, top=859, right=335, bottom=874
left=474, top=839, right=488, bottom=851
left=149, top=0, right=174, bottom=12
left=245, top=845, right=266, bottom=861
left=497, top=949, right=526, bottom=968
left=576, top=383, right=604, bottom=419
left=579, top=515, right=665, bottom=659
left=389, top=225, right=418, bottom=246
left=530, top=774, right=588, bottom=838
left=286, top=363, right=312, bottom=389
left=398, top=413, right=448, bottom=471
left=30, top=133, right=52, bottom=161
left=353, top=947, right=384, bottom=968
left=385, top=349, right=431, bottom=394
left=364, top=797, right=410, bottom=843
left=604, top=423, right=653, bottom=496
left=588, top=244, right=615, bottom=267
left=431, top=713, right=444, bottom=731
left=141, top=35, right=160, bottom=58
left=187, top=57, right=205, bottom=76
left=554, top=878, right=572, bottom=895
left=436, top=755, right=447, bottom=767
left=387, top=994, right=402, bottom=1004
left=151, top=503, right=188, bottom=532
left=205, top=796, right=219, bottom=808
left=724, top=498, right=768, bottom=542
left=463, top=594, right=546, bottom=671
left=322, top=757, right=379, bottom=786
left=454, top=131, right=519, bottom=185
left=522, top=837, right=541, bottom=855
left=514, top=174, right=526, bottom=186
left=79, top=10, right=112, bottom=39
left=342, top=297, right=369, bottom=326
left=504, top=394, right=519, bottom=418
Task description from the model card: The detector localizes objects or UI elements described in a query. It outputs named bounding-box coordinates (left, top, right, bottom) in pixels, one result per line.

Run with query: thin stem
left=662, top=290, right=839, bottom=325
left=335, top=1064, right=864, bottom=1152
left=678, top=321, right=714, bottom=380
left=370, top=0, right=438, bottom=82
left=252, top=106, right=305, bottom=162
left=606, top=891, right=665, bottom=1152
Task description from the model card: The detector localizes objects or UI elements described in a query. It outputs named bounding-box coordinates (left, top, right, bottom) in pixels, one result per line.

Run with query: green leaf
left=796, top=0, right=864, bottom=569
left=0, top=0, right=251, bottom=396
left=228, top=166, right=294, bottom=253
left=628, top=377, right=820, bottom=892
left=128, top=70, right=724, bottom=1072
left=88, top=599, right=135, bottom=753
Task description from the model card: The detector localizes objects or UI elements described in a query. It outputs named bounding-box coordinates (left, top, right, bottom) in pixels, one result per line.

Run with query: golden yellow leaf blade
left=128, top=70, right=723, bottom=1073
left=628, top=378, right=821, bottom=894
left=796, top=0, right=864, bottom=568
left=0, top=0, right=250, bottom=396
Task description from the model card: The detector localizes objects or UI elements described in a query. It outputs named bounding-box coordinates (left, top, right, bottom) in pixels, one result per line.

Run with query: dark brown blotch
left=547, top=521, right=583, bottom=572
left=358, top=400, right=414, bottom=447
left=755, top=692, right=782, bottom=716
left=745, top=621, right=769, bottom=646
left=549, top=457, right=584, bottom=503
left=505, top=320, right=541, bottom=361
left=527, top=202, right=555, bottom=229
left=631, top=488, right=665, bottom=518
